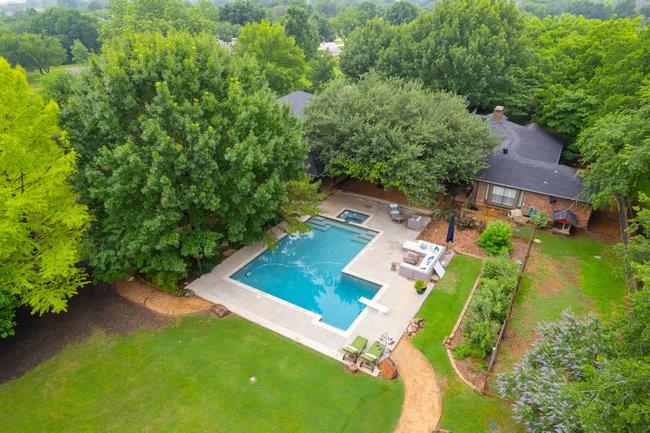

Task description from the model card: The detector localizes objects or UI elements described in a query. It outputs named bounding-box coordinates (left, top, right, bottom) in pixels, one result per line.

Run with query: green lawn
left=0, top=316, right=403, bottom=433
left=26, top=64, right=83, bottom=92
left=412, top=255, right=524, bottom=433
left=493, top=231, right=626, bottom=374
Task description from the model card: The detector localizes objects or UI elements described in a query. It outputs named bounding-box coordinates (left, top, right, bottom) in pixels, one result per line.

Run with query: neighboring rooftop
left=278, top=91, right=314, bottom=117
left=478, top=106, right=588, bottom=202
left=318, top=42, right=342, bottom=56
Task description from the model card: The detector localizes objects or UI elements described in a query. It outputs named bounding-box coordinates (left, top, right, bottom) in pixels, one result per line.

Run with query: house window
left=487, top=185, right=518, bottom=208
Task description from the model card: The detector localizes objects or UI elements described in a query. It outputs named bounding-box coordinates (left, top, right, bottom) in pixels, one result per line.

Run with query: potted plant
left=414, top=279, right=427, bottom=294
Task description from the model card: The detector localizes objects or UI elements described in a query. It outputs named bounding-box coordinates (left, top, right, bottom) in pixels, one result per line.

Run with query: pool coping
left=224, top=213, right=389, bottom=338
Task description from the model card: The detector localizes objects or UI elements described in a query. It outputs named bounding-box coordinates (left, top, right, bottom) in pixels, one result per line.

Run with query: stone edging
left=444, top=265, right=486, bottom=395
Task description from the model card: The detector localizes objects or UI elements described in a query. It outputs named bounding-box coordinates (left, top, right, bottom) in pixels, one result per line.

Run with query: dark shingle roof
left=478, top=153, right=588, bottom=202
left=485, top=113, right=563, bottom=163
left=278, top=91, right=314, bottom=117
left=478, top=113, right=588, bottom=203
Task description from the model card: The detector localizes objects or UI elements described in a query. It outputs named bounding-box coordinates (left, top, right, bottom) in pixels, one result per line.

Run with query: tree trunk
left=616, top=194, right=635, bottom=289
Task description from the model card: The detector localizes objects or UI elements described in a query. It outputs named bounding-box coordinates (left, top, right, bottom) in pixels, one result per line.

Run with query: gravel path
left=391, top=339, right=442, bottom=433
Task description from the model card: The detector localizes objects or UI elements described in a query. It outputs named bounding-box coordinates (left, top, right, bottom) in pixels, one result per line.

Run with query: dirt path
left=391, top=340, right=442, bottom=433
left=115, top=280, right=213, bottom=315
left=0, top=283, right=169, bottom=384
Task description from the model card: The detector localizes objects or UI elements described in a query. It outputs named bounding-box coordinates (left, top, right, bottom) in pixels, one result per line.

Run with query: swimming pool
left=231, top=216, right=380, bottom=330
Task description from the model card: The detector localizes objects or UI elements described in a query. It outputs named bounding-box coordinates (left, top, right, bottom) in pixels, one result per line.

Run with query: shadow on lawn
left=0, top=283, right=169, bottom=383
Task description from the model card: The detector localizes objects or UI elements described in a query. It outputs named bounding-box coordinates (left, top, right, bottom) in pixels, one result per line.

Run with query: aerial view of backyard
left=1, top=0, right=648, bottom=432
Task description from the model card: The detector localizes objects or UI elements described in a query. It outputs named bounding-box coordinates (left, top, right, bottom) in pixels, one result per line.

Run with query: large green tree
left=235, top=20, right=309, bottom=95
left=379, top=0, right=530, bottom=110
left=303, top=74, right=498, bottom=205
left=29, top=7, right=100, bottom=60
left=384, top=0, right=419, bottom=25
left=0, top=58, right=89, bottom=337
left=218, top=0, right=269, bottom=26
left=526, top=15, right=648, bottom=144
left=576, top=90, right=650, bottom=244
left=283, top=4, right=320, bottom=59
left=0, top=31, right=66, bottom=73
left=339, top=18, right=395, bottom=79
left=101, top=0, right=212, bottom=40
left=61, top=32, right=313, bottom=288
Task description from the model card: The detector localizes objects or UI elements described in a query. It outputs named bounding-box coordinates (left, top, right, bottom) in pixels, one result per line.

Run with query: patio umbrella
left=446, top=215, right=455, bottom=243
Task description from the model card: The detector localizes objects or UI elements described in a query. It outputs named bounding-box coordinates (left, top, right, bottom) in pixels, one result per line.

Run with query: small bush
left=477, top=220, right=513, bottom=256
left=453, top=341, right=487, bottom=360
left=483, top=256, right=521, bottom=281
left=431, top=208, right=454, bottom=221
left=148, top=272, right=182, bottom=293
left=529, top=210, right=548, bottom=229
left=414, top=279, right=427, bottom=294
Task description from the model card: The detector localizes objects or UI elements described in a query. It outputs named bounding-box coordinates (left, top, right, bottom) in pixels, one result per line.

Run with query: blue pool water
left=337, top=209, right=370, bottom=224
left=231, top=217, right=380, bottom=330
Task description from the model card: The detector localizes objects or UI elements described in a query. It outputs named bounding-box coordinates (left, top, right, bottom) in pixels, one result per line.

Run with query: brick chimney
left=493, top=106, right=504, bottom=124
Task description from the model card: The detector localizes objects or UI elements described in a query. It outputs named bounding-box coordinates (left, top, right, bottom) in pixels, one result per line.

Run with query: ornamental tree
left=61, top=32, right=314, bottom=289
left=303, top=74, right=497, bottom=205
left=0, top=58, right=89, bottom=336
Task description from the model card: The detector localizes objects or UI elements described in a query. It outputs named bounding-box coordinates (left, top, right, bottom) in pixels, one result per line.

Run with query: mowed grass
left=0, top=315, right=403, bottom=433
left=493, top=231, right=626, bottom=373
left=412, top=255, right=524, bottom=433
left=26, top=64, right=84, bottom=92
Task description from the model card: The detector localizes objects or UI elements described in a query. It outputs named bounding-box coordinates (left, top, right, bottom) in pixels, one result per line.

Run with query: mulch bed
left=419, top=219, right=487, bottom=258
left=0, top=283, right=169, bottom=384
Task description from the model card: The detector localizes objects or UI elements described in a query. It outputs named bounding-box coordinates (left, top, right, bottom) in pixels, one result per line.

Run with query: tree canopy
left=234, top=20, right=309, bottom=95
left=339, top=17, right=395, bottom=79
left=384, top=0, right=419, bottom=25
left=29, top=7, right=100, bottom=60
left=0, top=31, right=66, bottom=73
left=101, top=0, right=213, bottom=40
left=0, top=58, right=89, bottom=337
left=218, top=0, right=269, bottom=26
left=60, top=31, right=312, bottom=288
left=303, top=74, right=498, bottom=205
left=283, top=4, right=320, bottom=59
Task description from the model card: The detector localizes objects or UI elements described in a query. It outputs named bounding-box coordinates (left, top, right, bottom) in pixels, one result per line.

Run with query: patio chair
left=341, top=336, right=368, bottom=362
left=359, top=341, right=386, bottom=369
left=389, top=203, right=405, bottom=223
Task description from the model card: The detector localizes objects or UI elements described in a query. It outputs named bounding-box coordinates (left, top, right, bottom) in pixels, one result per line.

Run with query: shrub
left=529, top=210, right=548, bottom=229
left=459, top=256, right=521, bottom=360
left=477, top=220, right=513, bottom=256
left=483, top=256, right=520, bottom=282
left=414, top=279, right=427, bottom=294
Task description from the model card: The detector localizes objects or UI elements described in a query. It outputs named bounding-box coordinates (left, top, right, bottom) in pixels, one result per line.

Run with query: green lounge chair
left=359, top=341, right=385, bottom=369
left=342, top=336, right=368, bottom=362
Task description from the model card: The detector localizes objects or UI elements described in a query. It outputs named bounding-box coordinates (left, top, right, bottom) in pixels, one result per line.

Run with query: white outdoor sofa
left=398, top=240, right=445, bottom=280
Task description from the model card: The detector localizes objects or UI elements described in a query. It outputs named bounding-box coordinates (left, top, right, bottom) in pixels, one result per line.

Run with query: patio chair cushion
left=342, top=336, right=368, bottom=355
left=360, top=341, right=385, bottom=363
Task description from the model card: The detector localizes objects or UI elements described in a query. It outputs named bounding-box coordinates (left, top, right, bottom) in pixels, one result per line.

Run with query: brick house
left=470, top=107, right=592, bottom=229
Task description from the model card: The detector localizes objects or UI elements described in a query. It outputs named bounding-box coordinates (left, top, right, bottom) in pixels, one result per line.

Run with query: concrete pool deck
left=189, top=191, right=450, bottom=366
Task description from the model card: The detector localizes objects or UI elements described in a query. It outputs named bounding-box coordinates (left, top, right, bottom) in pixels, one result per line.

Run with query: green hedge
left=455, top=257, right=520, bottom=360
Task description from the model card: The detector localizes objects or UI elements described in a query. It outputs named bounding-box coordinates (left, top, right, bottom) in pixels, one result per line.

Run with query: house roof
left=278, top=91, right=314, bottom=117
left=478, top=113, right=588, bottom=203
left=485, top=113, right=564, bottom=163
left=278, top=91, right=324, bottom=177
left=478, top=153, right=588, bottom=202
